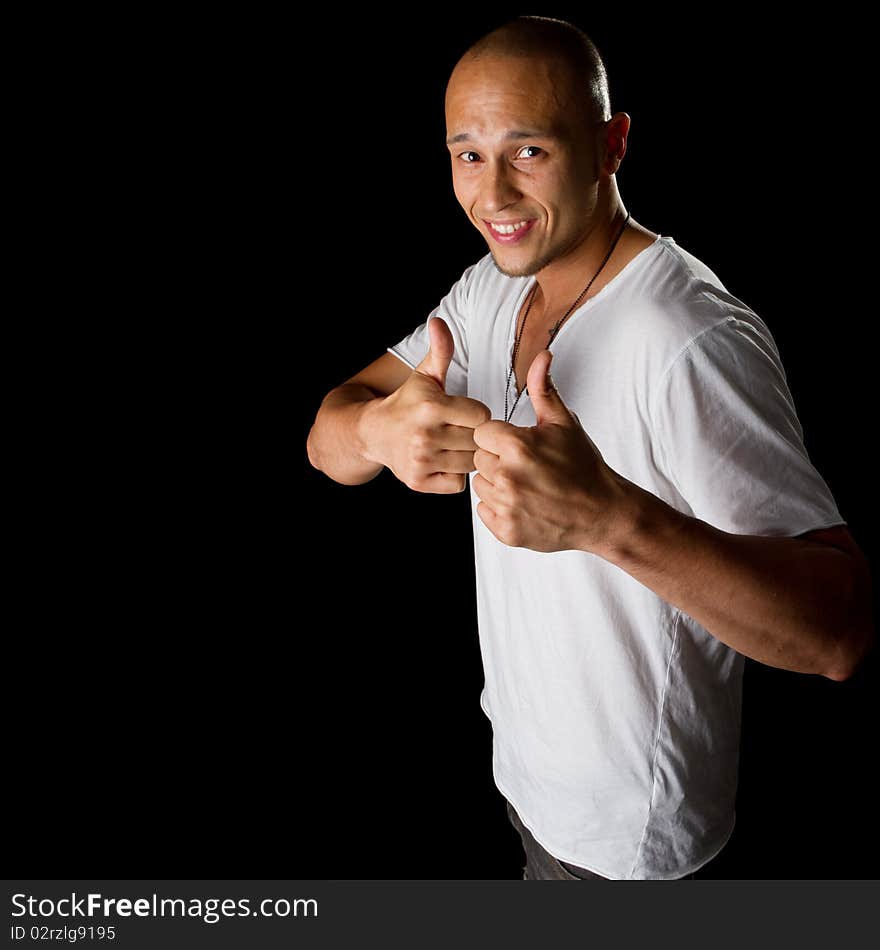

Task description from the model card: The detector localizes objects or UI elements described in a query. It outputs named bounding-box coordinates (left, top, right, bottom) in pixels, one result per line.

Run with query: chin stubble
left=489, top=247, right=560, bottom=278
left=488, top=227, right=587, bottom=278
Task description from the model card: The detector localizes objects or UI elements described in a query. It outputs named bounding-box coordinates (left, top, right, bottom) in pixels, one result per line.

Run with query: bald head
left=444, top=17, right=629, bottom=279
left=453, top=16, right=611, bottom=130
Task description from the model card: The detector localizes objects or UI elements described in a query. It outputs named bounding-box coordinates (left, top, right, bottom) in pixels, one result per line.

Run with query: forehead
left=445, top=53, right=577, bottom=139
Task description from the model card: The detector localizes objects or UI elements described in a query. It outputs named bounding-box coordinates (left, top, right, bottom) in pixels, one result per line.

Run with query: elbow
left=306, top=424, right=324, bottom=473
left=824, top=621, right=875, bottom=682
left=823, top=561, right=876, bottom=682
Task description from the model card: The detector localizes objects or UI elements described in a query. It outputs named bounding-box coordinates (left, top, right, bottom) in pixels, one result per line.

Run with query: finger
left=420, top=471, right=468, bottom=494
left=435, top=449, right=480, bottom=474
left=526, top=349, right=573, bottom=426
left=473, top=447, right=501, bottom=482
left=472, top=472, right=502, bottom=507
left=442, top=395, right=492, bottom=429
left=476, top=500, right=503, bottom=539
left=414, top=316, right=455, bottom=391
left=473, top=418, right=514, bottom=453
left=437, top=423, right=483, bottom=452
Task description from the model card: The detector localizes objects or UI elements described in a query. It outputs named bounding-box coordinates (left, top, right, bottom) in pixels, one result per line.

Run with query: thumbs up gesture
left=472, top=350, right=627, bottom=553
left=413, top=311, right=456, bottom=390
left=364, top=316, right=491, bottom=493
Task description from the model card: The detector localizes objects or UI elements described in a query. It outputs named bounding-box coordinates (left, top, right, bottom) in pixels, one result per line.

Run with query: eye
left=516, top=145, right=544, bottom=159
left=458, top=150, right=480, bottom=163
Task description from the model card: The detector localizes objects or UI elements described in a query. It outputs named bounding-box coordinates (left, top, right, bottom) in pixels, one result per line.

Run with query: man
left=306, top=16, right=874, bottom=879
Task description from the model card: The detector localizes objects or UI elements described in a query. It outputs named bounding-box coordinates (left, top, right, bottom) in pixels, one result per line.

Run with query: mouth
left=482, top=217, right=537, bottom=245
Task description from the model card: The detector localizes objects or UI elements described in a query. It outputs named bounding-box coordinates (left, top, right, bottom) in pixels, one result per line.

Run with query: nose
left=480, top=160, right=522, bottom=215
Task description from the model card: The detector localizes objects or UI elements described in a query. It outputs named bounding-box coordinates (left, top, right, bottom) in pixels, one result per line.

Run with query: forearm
left=593, top=480, right=873, bottom=680
left=307, top=384, right=385, bottom=485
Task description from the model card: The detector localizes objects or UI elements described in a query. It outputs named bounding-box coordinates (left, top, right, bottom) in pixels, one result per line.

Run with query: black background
left=14, top=10, right=876, bottom=881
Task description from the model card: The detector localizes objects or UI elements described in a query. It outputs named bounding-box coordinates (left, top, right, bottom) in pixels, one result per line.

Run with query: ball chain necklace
left=503, top=210, right=631, bottom=424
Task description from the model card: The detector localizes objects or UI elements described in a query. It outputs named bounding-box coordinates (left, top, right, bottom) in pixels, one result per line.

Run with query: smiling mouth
left=483, top=218, right=537, bottom=243
left=486, top=218, right=531, bottom=234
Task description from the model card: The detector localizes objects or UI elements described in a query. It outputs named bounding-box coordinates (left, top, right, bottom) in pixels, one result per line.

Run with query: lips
left=483, top=217, right=537, bottom=245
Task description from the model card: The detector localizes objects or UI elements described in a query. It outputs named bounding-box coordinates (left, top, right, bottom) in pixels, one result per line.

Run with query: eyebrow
left=445, top=129, right=554, bottom=146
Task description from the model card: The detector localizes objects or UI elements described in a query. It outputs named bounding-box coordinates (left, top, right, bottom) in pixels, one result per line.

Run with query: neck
left=533, top=194, right=632, bottom=318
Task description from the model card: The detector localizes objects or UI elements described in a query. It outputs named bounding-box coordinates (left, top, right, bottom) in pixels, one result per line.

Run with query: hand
left=472, top=349, right=628, bottom=552
left=362, top=317, right=491, bottom=493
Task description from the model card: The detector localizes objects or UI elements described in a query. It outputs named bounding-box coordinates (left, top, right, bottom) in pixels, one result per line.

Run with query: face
left=445, top=53, right=605, bottom=277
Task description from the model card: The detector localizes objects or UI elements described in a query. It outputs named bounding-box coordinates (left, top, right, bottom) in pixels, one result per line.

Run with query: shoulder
left=625, top=236, right=780, bottom=377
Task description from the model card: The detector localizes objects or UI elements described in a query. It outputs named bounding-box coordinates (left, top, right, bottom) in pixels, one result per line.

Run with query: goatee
left=489, top=252, right=547, bottom=278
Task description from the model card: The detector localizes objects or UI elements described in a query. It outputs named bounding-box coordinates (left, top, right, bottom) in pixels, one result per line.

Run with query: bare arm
left=598, top=490, right=875, bottom=681
left=471, top=351, right=875, bottom=682
left=307, top=318, right=491, bottom=492
left=306, top=352, right=411, bottom=486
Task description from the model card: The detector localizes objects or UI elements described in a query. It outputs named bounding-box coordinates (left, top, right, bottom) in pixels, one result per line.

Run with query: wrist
left=580, top=473, right=648, bottom=561
left=354, top=395, right=387, bottom=468
left=591, top=476, right=689, bottom=567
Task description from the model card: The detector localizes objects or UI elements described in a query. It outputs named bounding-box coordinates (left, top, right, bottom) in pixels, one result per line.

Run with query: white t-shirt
left=387, top=235, right=845, bottom=879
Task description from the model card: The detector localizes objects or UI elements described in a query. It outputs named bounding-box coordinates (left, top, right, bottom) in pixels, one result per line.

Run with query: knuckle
left=494, top=469, right=515, bottom=495
left=498, top=515, right=519, bottom=547
left=505, top=519, right=524, bottom=547
left=508, top=437, right=532, bottom=465
left=415, top=399, right=440, bottom=425
left=436, top=475, right=462, bottom=494
left=409, top=430, right=433, bottom=459
left=401, top=461, right=428, bottom=489
left=468, top=399, right=492, bottom=425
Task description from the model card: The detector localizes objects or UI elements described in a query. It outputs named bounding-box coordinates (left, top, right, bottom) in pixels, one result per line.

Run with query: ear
left=599, top=111, right=630, bottom=175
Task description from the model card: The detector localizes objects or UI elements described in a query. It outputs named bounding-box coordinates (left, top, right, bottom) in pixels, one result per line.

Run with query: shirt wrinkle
left=386, top=234, right=843, bottom=878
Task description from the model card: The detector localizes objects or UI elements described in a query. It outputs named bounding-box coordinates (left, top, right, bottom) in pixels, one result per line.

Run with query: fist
left=366, top=317, right=491, bottom=493
left=472, top=349, right=626, bottom=552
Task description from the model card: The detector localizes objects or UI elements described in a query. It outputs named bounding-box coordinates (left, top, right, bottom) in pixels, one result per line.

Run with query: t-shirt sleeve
left=386, top=260, right=479, bottom=398
left=650, top=314, right=845, bottom=537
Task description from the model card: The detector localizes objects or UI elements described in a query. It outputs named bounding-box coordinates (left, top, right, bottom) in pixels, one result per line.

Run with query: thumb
left=414, top=316, right=454, bottom=391
left=527, top=350, right=573, bottom=425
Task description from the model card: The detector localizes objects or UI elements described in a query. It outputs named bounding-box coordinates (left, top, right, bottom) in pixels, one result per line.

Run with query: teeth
left=490, top=219, right=529, bottom=234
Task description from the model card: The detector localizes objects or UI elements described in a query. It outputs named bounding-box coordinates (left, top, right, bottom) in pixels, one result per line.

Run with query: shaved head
left=444, top=15, right=631, bottom=281
left=455, top=16, right=611, bottom=131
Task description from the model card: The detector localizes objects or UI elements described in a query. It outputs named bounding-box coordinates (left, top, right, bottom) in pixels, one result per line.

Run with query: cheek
left=550, top=177, right=593, bottom=227
left=529, top=172, right=567, bottom=219
left=451, top=172, right=475, bottom=209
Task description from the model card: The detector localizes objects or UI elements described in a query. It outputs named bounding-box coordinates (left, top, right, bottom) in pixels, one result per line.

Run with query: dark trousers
left=506, top=798, right=696, bottom=880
